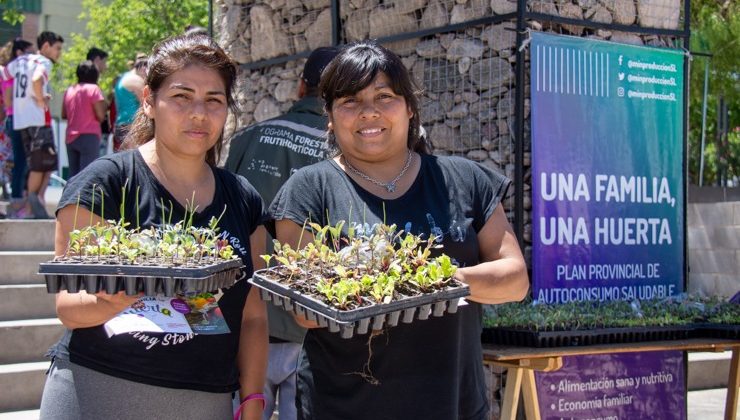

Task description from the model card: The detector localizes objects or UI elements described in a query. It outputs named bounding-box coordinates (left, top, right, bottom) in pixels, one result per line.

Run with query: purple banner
left=536, top=351, right=686, bottom=420
left=530, top=33, right=684, bottom=304
left=529, top=33, right=687, bottom=420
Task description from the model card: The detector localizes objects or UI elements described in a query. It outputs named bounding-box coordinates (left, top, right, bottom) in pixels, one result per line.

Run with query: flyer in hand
left=104, top=292, right=230, bottom=337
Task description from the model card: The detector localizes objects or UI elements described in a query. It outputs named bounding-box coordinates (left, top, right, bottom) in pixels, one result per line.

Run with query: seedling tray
left=481, top=325, right=694, bottom=348
left=40, top=259, right=244, bottom=297
left=692, top=324, right=740, bottom=340
left=249, top=268, right=470, bottom=339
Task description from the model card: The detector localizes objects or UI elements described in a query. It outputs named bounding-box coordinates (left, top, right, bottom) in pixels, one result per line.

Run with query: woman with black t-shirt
left=270, top=42, right=530, bottom=420
left=39, top=35, right=268, bottom=420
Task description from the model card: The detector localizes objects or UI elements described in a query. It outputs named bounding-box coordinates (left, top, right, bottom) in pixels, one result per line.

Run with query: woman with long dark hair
left=271, top=41, right=529, bottom=420
left=39, top=34, right=268, bottom=420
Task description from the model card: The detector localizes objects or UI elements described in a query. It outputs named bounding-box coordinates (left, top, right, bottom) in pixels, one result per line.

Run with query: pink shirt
left=63, top=83, right=105, bottom=143
left=0, top=78, right=12, bottom=115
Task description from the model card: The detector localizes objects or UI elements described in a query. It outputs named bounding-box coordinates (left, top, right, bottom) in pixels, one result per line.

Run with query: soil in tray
left=257, top=265, right=462, bottom=313
left=49, top=255, right=231, bottom=269
left=481, top=326, right=694, bottom=348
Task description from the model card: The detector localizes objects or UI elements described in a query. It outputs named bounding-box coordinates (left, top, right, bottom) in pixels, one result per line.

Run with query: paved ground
left=0, top=388, right=736, bottom=419
left=688, top=388, right=740, bottom=419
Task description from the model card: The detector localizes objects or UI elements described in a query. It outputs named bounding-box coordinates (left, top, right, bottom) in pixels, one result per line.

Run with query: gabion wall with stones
left=215, top=1, right=684, bottom=418
left=215, top=0, right=684, bottom=232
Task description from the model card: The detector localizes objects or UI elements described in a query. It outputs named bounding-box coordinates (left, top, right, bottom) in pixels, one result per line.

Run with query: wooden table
left=482, top=338, right=740, bottom=420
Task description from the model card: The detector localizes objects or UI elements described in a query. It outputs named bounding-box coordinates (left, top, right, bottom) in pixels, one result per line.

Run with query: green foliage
left=483, top=296, right=740, bottom=331
left=689, top=0, right=740, bottom=185
left=62, top=185, right=235, bottom=266
left=65, top=218, right=237, bottom=266
left=267, top=223, right=460, bottom=310
left=0, top=0, right=24, bottom=25
left=55, top=0, right=208, bottom=93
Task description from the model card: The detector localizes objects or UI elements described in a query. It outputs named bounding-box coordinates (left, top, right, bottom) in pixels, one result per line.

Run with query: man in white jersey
left=4, top=31, right=63, bottom=218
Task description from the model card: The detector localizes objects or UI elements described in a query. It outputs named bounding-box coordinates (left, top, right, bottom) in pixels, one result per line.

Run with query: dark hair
left=86, top=47, right=108, bottom=61
left=121, top=34, right=237, bottom=166
left=319, top=41, right=427, bottom=154
left=37, top=31, right=63, bottom=50
left=0, top=38, right=32, bottom=66
left=302, top=46, right=340, bottom=89
left=76, top=60, right=99, bottom=84
left=12, top=38, right=32, bottom=58
left=133, top=56, right=148, bottom=70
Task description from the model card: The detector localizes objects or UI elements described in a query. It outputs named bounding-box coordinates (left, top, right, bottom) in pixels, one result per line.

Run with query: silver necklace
left=343, top=150, right=413, bottom=193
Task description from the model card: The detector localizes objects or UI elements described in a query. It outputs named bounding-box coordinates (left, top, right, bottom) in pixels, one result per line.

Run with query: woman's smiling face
left=143, top=64, right=228, bottom=160
left=328, top=72, right=413, bottom=163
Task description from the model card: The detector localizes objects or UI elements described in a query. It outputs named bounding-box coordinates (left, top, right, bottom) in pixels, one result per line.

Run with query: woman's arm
left=54, top=205, right=141, bottom=329
left=274, top=219, right=321, bottom=329
left=237, top=226, right=269, bottom=420
left=455, top=205, right=530, bottom=304
left=61, top=91, right=67, bottom=120
left=3, top=82, right=12, bottom=114
left=93, top=98, right=107, bottom=122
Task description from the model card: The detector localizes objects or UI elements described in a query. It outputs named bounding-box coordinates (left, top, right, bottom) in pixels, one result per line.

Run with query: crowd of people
left=8, top=25, right=530, bottom=420
left=0, top=33, right=149, bottom=219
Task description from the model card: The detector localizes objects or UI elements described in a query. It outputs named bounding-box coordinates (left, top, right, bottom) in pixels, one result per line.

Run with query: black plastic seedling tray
left=481, top=325, right=694, bottom=348
left=249, top=268, right=470, bottom=339
left=40, top=259, right=244, bottom=297
left=693, top=324, right=740, bottom=340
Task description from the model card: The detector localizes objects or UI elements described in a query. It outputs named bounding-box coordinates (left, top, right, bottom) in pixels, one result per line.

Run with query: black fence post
left=682, top=0, right=690, bottom=293
left=208, top=0, right=213, bottom=38
left=331, top=0, right=341, bottom=46
left=514, top=0, right=527, bottom=255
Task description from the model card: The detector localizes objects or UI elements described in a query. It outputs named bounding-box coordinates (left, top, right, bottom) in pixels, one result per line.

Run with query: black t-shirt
left=270, top=154, right=510, bottom=420
left=58, top=149, right=266, bottom=393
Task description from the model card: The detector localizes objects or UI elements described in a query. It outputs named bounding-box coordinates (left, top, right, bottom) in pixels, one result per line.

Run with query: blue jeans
left=6, top=116, right=25, bottom=199
left=264, top=342, right=302, bottom=420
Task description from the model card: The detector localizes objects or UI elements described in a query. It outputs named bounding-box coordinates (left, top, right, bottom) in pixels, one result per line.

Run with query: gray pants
left=66, top=134, right=100, bottom=178
left=264, top=342, right=302, bottom=420
left=39, top=358, right=234, bottom=420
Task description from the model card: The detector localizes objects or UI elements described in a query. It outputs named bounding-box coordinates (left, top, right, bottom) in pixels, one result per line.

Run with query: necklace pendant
left=386, top=183, right=396, bottom=193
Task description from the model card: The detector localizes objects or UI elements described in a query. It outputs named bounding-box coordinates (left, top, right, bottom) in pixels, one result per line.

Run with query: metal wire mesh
left=215, top=0, right=687, bottom=255
left=215, top=1, right=333, bottom=65
left=526, top=0, right=684, bottom=31
left=340, top=0, right=503, bottom=44
left=412, top=27, right=516, bottom=175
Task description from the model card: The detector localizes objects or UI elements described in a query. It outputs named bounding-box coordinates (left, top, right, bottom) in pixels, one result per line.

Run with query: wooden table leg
left=501, top=367, right=524, bottom=420
left=522, top=369, right=541, bottom=420
left=725, top=348, right=740, bottom=420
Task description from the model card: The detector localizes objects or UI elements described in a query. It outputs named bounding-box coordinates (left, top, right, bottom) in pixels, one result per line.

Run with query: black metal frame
left=223, top=1, right=691, bottom=276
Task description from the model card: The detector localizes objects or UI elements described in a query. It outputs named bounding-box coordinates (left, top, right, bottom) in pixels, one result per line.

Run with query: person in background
left=112, top=53, right=147, bottom=151
left=86, top=47, right=111, bottom=154
left=270, top=41, right=530, bottom=420
left=62, top=61, right=106, bottom=177
left=86, top=47, right=108, bottom=74
left=0, top=40, right=11, bottom=209
left=1, top=38, right=33, bottom=218
left=3, top=31, right=63, bottom=219
left=225, top=46, right=339, bottom=420
left=39, top=34, right=267, bottom=420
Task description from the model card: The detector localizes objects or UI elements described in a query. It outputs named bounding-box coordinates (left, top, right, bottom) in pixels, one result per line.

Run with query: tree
left=689, top=0, right=739, bottom=186
left=56, top=0, right=208, bottom=93
left=0, top=0, right=25, bottom=25
left=0, top=0, right=26, bottom=25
